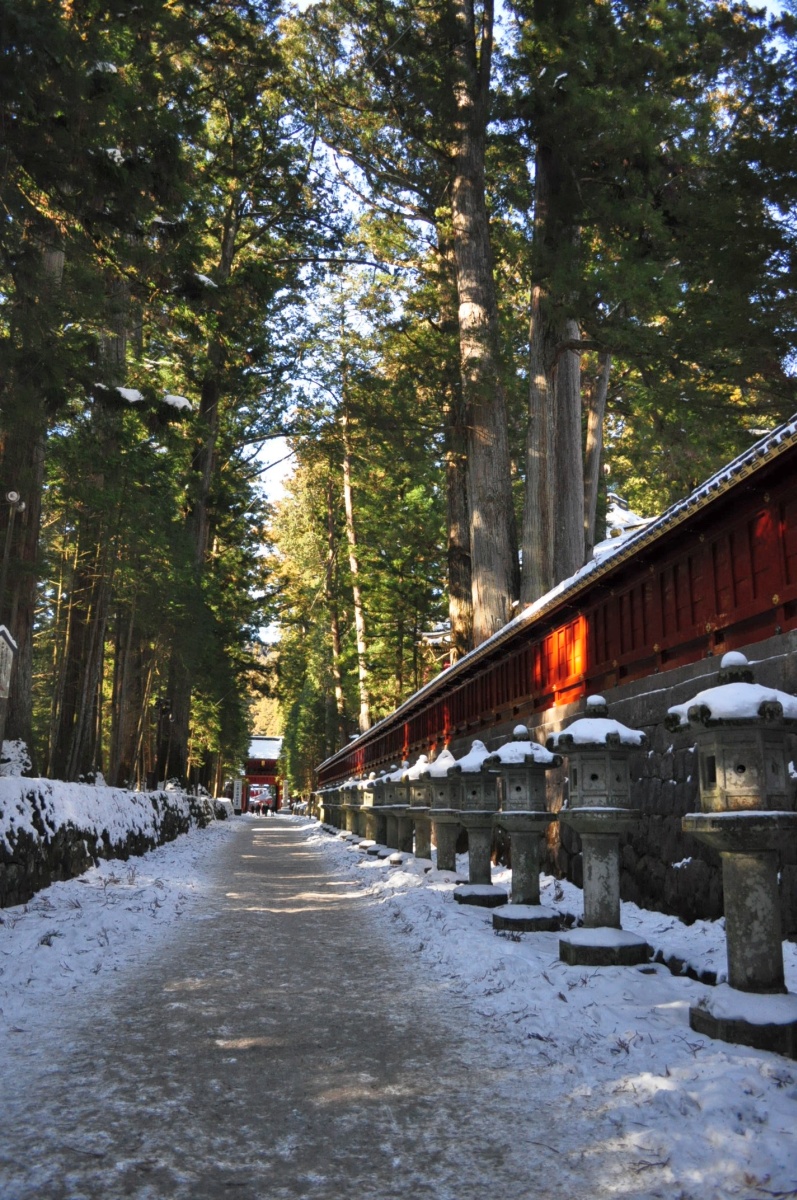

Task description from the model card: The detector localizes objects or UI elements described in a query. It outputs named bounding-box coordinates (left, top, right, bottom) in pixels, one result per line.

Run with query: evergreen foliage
left=0, top=0, right=794, bottom=793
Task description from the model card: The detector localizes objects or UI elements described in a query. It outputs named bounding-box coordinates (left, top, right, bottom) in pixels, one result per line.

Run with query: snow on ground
left=303, top=822, right=797, bottom=1196
left=0, top=818, right=238, bottom=1038
left=1, top=812, right=796, bottom=1195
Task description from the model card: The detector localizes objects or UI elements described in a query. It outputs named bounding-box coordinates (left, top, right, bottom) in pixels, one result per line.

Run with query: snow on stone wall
left=0, top=778, right=215, bottom=908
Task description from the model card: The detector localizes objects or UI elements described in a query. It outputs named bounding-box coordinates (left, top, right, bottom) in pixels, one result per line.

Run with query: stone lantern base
left=689, top=986, right=797, bottom=1059
left=431, top=812, right=459, bottom=872
left=454, top=884, right=508, bottom=909
left=410, top=810, right=432, bottom=859
left=492, top=904, right=560, bottom=933
left=398, top=815, right=414, bottom=854
left=459, top=811, right=496, bottom=888
left=682, top=811, right=797, bottom=994
left=496, top=811, right=556, bottom=906
left=559, top=927, right=650, bottom=967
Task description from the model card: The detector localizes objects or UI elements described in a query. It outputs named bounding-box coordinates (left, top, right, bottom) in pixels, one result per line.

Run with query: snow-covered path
left=1, top=816, right=796, bottom=1199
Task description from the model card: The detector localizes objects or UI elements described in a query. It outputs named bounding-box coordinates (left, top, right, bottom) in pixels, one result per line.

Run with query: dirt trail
left=0, top=819, right=577, bottom=1200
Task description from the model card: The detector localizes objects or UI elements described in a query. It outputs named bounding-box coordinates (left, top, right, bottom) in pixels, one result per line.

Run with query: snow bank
left=297, top=822, right=797, bottom=1194
left=0, top=776, right=215, bottom=908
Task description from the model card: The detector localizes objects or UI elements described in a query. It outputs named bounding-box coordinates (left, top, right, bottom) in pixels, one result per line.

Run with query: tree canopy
left=0, top=0, right=794, bottom=792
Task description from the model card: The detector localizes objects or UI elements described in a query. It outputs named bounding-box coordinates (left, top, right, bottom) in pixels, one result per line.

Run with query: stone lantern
left=484, top=726, right=562, bottom=932
left=359, top=772, right=380, bottom=846
left=666, top=651, right=797, bottom=1056
left=381, top=762, right=412, bottom=852
left=403, top=754, right=432, bottom=860
left=325, top=784, right=342, bottom=830
left=340, top=777, right=361, bottom=837
left=421, top=748, right=459, bottom=872
left=367, top=770, right=391, bottom=847
left=447, top=740, right=507, bottom=907
left=547, top=696, right=650, bottom=966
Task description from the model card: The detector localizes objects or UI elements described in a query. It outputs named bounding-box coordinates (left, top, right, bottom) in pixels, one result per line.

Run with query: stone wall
left=446, top=629, right=797, bottom=934
left=0, top=786, right=214, bottom=908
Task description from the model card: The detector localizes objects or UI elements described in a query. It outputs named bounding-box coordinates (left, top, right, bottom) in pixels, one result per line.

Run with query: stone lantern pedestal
left=340, top=780, right=357, bottom=834
left=360, top=773, right=384, bottom=846
left=323, top=786, right=341, bottom=830
left=351, top=780, right=367, bottom=838
left=548, top=697, right=649, bottom=967
left=369, top=768, right=396, bottom=844
left=668, top=651, right=797, bottom=1057
left=486, top=726, right=561, bottom=933
left=449, top=740, right=507, bottom=908
left=331, top=786, right=344, bottom=831
left=403, top=755, right=433, bottom=861
left=422, top=748, right=460, bottom=873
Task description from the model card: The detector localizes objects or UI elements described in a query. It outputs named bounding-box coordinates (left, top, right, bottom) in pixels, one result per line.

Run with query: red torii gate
left=245, top=735, right=282, bottom=812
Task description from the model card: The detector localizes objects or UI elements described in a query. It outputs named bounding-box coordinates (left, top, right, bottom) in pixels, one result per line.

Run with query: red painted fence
left=318, top=420, right=797, bottom=785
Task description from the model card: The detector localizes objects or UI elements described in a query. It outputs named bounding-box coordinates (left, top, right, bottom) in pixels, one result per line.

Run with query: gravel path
left=0, top=818, right=630, bottom=1200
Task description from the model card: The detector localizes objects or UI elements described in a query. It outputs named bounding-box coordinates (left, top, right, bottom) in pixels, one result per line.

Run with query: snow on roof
left=548, top=717, right=647, bottom=748
left=666, top=650, right=797, bottom=725
left=667, top=681, right=797, bottom=726
left=248, top=736, right=282, bottom=760
left=605, top=493, right=655, bottom=539
left=449, top=740, right=490, bottom=774
left=421, top=748, right=458, bottom=779
left=319, top=413, right=797, bottom=777
left=403, top=754, right=430, bottom=781
left=484, top=739, right=559, bottom=767
left=163, top=394, right=193, bottom=411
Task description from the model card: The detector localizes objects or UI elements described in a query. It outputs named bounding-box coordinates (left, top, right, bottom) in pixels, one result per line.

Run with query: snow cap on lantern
left=382, top=761, right=409, bottom=808
left=546, top=695, right=647, bottom=809
left=665, top=652, right=797, bottom=813
left=484, top=724, right=562, bottom=814
left=402, top=753, right=431, bottom=810
left=420, top=747, right=458, bottom=811
left=372, top=766, right=396, bottom=808
left=447, top=739, right=498, bottom=813
left=360, top=771, right=379, bottom=808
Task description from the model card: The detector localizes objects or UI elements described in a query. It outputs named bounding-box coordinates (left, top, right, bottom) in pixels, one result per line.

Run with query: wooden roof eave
left=317, top=416, right=797, bottom=776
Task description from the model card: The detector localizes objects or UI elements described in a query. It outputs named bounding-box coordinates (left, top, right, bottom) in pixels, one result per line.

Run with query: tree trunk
left=521, top=142, right=585, bottom=602
left=449, top=0, right=518, bottom=644
left=445, top=399, right=473, bottom=661
left=552, top=318, right=585, bottom=583
left=325, top=478, right=346, bottom=744
left=165, top=198, right=240, bottom=782
left=436, top=238, right=473, bottom=662
left=523, top=281, right=556, bottom=603
left=1, top=241, right=65, bottom=764
left=341, top=408, right=371, bottom=732
left=583, top=352, right=611, bottom=561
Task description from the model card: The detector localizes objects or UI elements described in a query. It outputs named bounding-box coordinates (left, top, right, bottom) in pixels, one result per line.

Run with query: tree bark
left=166, top=197, right=239, bottom=783
left=552, top=318, right=585, bottom=583
left=325, top=478, right=346, bottom=744
left=435, top=238, right=473, bottom=662
left=583, top=352, right=611, bottom=561
left=523, top=281, right=556, bottom=603
left=341, top=407, right=371, bottom=733
left=521, top=142, right=585, bottom=602
left=449, top=0, right=518, bottom=644
left=1, top=241, right=65, bottom=764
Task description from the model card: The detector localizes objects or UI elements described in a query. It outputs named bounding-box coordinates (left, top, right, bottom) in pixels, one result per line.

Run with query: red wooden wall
left=318, top=446, right=797, bottom=785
